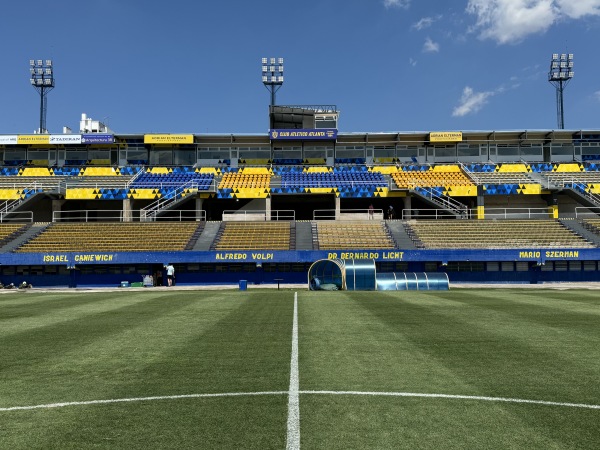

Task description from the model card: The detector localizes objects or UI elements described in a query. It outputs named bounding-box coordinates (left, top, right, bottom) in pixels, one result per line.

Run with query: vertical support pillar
left=123, top=198, right=133, bottom=222
left=335, top=196, right=341, bottom=220
left=51, top=199, right=65, bottom=222
left=476, top=185, right=485, bottom=219
left=548, top=195, right=559, bottom=219
left=195, top=197, right=204, bottom=221
left=265, top=197, right=271, bottom=221
left=402, top=195, right=412, bottom=219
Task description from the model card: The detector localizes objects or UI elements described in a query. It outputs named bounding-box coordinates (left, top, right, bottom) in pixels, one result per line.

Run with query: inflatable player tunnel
left=308, top=259, right=449, bottom=291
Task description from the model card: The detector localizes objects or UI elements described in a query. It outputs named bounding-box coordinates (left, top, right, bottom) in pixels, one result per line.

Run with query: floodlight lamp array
left=548, top=53, right=573, bottom=82
left=29, top=58, right=54, bottom=88
left=262, top=56, right=284, bottom=85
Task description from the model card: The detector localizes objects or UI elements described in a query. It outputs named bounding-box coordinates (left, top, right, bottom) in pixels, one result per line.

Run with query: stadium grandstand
left=1, top=109, right=600, bottom=287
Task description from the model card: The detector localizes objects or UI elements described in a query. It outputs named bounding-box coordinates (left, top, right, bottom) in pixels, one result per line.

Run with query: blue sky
left=1, top=0, right=599, bottom=134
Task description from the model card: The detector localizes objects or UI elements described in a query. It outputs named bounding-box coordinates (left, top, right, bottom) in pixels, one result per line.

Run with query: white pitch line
left=301, top=391, right=600, bottom=410
left=2, top=390, right=599, bottom=413
left=0, top=391, right=287, bottom=412
left=286, top=292, right=301, bottom=450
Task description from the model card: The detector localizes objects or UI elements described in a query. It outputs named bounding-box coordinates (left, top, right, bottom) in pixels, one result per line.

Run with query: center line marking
left=286, top=292, right=300, bottom=450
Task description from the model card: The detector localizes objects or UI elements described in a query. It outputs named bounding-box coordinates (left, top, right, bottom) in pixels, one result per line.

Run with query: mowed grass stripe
left=0, top=292, right=175, bottom=336
left=459, top=288, right=600, bottom=317
left=298, top=290, right=600, bottom=401
left=298, top=291, right=474, bottom=394
left=298, top=290, right=600, bottom=449
left=1, top=291, right=295, bottom=449
left=354, top=290, right=600, bottom=403
left=0, top=291, right=294, bottom=408
left=1, top=395, right=289, bottom=450
left=299, top=395, right=599, bottom=450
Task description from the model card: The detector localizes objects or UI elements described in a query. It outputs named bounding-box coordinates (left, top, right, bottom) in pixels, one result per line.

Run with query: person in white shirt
left=165, top=264, right=175, bottom=287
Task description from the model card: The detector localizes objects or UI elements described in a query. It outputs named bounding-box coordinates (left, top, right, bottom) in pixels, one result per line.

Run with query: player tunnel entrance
left=308, top=259, right=449, bottom=291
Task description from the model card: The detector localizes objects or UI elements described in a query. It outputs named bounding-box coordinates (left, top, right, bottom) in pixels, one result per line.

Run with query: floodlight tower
left=548, top=53, right=574, bottom=129
left=29, top=59, right=55, bottom=134
left=262, top=57, right=284, bottom=106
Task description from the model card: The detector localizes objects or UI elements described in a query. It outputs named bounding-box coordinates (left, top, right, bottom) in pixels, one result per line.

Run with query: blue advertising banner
left=0, top=248, right=595, bottom=266
left=81, top=134, right=114, bottom=144
left=269, top=129, right=338, bottom=140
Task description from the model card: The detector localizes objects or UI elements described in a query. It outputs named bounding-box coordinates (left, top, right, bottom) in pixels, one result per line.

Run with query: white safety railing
left=272, top=179, right=389, bottom=189
left=313, top=209, right=385, bottom=221
left=149, top=210, right=207, bottom=221
left=0, top=182, right=48, bottom=214
left=140, top=179, right=202, bottom=221
left=401, top=209, right=472, bottom=220
left=479, top=207, right=551, bottom=219
left=402, top=207, right=552, bottom=220
left=575, top=207, right=600, bottom=219
left=53, top=210, right=125, bottom=222
left=64, top=181, right=130, bottom=190
left=412, top=186, right=469, bottom=216
left=0, top=211, right=33, bottom=223
left=53, top=209, right=207, bottom=222
left=125, top=166, right=146, bottom=188
left=222, top=210, right=295, bottom=221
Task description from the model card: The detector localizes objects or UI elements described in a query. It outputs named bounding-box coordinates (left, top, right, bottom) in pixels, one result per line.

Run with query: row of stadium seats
left=211, top=221, right=291, bottom=250
left=14, top=222, right=200, bottom=253
left=131, top=172, right=214, bottom=189
left=314, top=221, right=396, bottom=250
left=1, top=218, right=600, bottom=252
left=406, top=220, right=595, bottom=249
left=392, top=171, right=474, bottom=188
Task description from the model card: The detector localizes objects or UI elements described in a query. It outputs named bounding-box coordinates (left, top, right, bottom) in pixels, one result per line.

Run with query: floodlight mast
left=548, top=53, right=574, bottom=129
left=262, top=57, right=284, bottom=106
left=29, top=59, right=55, bottom=134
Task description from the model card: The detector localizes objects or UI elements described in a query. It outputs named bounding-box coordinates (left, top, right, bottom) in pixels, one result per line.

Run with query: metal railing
left=0, top=182, right=48, bottom=215
left=222, top=210, right=295, bottom=221
left=148, top=210, right=207, bottom=221
left=53, top=210, right=126, bottom=222
left=52, top=209, right=207, bottom=222
left=271, top=179, right=389, bottom=189
left=63, top=181, right=130, bottom=189
left=402, top=207, right=552, bottom=220
left=313, top=209, right=385, bottom=221
left=0, top=211, right=33, bottom=223
left=480, top=207, right=551, bottom=219
left=402, top=209, right=470, bottom=220
left=575, top=207, right=600, bottom=219
left=140, top=179, right=202, bottom=221
left=412, top=186, right=469, bottom=216
left=125, top=166, right=146, bottom=188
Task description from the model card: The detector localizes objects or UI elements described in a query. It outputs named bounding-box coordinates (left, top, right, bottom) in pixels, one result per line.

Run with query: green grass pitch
left=1, top=289, right=599, bottom=449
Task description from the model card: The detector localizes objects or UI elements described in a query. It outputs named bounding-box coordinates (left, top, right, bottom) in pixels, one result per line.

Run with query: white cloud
left=452, top=86, right=495, bottom=117
left=412, top=15, right=442, bottom=30
left=594, top=90, right=600, bottom=102
left=409, top=57, right=417, bottom=67
left=466, top=0, right=600, bottom=44
left=423, top=37, right=440, bottom=53
left=556, top=0, right=600, bottom=19
left=384, top=0, right=410, bottom=8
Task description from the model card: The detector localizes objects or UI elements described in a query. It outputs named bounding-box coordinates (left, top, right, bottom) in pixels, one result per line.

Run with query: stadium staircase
left=559, top=219, right=600, bottom=247
left=184, top=223, right=206, bottom=250
left=409, top=187, right=469, bottom=218
left=140, top=180, right=202, bottom=221
left=386, top=221, right=418, bottom=250
left=1, top=223, right=49, bottom=253
left=561, top=187, right=600, bottom=209
left=0, top=180, right=59, bottom=216
left=191, top=221, right=221, bottom=251
left=526, top=171, right=551, bottom=188
left=295, top=221, right=314, bottom=250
